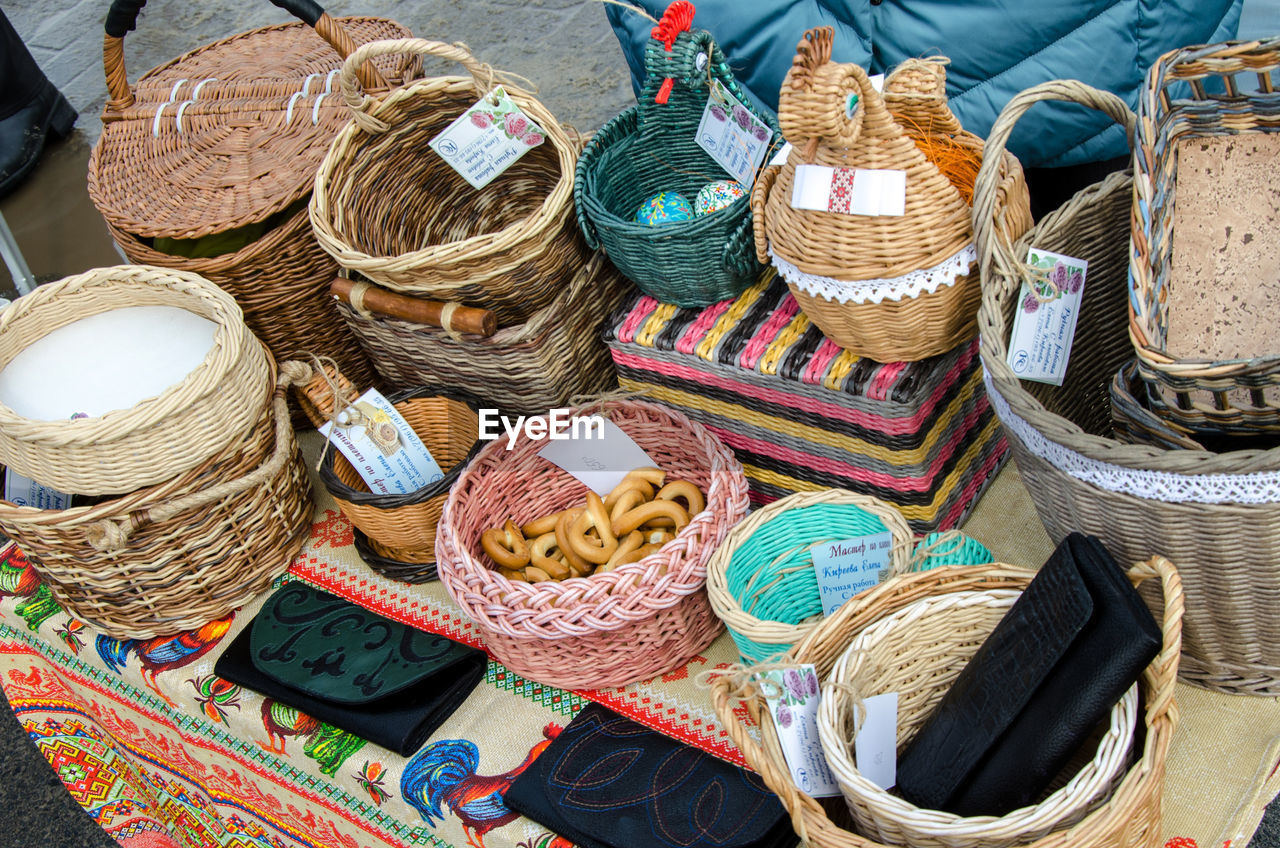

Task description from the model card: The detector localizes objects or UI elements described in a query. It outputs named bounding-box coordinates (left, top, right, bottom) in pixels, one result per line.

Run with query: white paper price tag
left=695, top=80, right=772, bottom=187
left=4, top=469, right=72, bottom=510
left=320, top=388, right=446, bottom=496
left=429, top=86, right=546, bottom=190
left=791, top=165, right=905, bottom=217
left=855, top=691, right=898, bottom=790
left=760, top=665, right=842, bottom=797
left=812, top=530, right=894, bottom=616
left=1006, top=248, right=1089, bottom=386
left=768, top=141, right=793, bottom=168
left=537, top=418, right=657, bottom=496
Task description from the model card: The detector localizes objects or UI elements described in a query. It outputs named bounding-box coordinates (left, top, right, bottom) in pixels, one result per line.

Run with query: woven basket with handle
left=574, top=1, right=783, bottom=308
left=710, top=557, right=1182, bottom=848
left=310, top=38, right=588, bottom=326
left=975, top=79, right=1280, bottom=696
left=754, top=29, right=1031, bottom=363
left=88, top=0, right=417, bottom=403
left=1130, top=38, right=1280, bottom=435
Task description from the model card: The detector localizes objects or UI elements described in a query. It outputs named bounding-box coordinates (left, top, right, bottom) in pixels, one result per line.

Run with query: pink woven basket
left=436, top=399, right=750, bottom=689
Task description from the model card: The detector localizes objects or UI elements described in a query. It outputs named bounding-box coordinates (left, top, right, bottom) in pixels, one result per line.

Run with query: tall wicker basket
left=87, top=0, right=416, bottom=404
left=974, top=79, right=1280, bottom=695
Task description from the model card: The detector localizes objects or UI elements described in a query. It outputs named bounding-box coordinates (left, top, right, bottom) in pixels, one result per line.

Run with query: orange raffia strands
left=651, top=1, right=696, bottom=104
left=899, top=114, right=983, bottom=204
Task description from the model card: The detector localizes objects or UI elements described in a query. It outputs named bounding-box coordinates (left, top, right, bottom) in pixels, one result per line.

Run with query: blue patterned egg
left=634, top=191, right=695, bottom=226
left=694, top=180, right=746, bottom=216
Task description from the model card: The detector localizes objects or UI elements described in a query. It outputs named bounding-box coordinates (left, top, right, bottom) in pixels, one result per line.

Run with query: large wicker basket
left=311, top=38, right=588, bottom=326
left=337, top=252, right=627, bottom=414
left=574, top=1, right=782, bottom=308
left=974, top=79, right=1280, bottom=695
left=710, top=557, right=1183, bottom=848
left=436, top=399, right=750, bottom=690
left=1129, top=38, right=1280, bottom=434
left=753, top=30, right=1031, bottom=362
left=0, top=363, right=313, bottom=639
left=88, top=1, right=415, bottom=403
left=0, top=266, right=271, bottom=495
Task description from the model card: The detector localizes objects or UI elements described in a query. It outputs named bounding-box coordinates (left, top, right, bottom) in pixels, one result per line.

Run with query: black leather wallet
left=214, top=582, right=487, bottom=756
left=503, top=703, right=797, bottom=848
left=895, top=533, right=1161, bottom=816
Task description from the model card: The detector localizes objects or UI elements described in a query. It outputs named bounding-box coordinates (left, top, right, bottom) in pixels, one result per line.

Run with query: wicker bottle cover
left=753, top=28, right=979, bottom=362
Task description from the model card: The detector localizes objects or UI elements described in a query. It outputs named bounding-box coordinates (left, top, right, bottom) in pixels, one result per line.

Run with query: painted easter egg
left=694, top=180, right=746, bottom=216
left=634, top=191, right=694, bottom=226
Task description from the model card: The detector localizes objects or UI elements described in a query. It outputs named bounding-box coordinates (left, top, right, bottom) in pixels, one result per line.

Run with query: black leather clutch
left=503, top=703, right=797, bottom=848
left=214, top=582, right=487, bottom=756
left=895, top=533, right=1161, bottom=816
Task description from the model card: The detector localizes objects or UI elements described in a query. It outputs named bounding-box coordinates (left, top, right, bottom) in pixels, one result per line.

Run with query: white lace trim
left=770, top=243, right=977, bottom=304
left=983, top=370, right=1280, bottom=505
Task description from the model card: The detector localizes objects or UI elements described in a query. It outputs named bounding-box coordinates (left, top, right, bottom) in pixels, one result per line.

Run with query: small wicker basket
left=311, top=38, right=587, bottom=325
left=710, top=557, right=1183, bottom=848
left=436, top=399, right=750, bottom=690
left=753, top=30, right=1030, bottom=363
left=1130, top=38, right=1280, bottom=434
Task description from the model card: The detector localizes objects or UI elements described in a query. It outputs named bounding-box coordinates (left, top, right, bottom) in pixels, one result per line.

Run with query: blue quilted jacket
left=605, top=0, right=1242, bottom=167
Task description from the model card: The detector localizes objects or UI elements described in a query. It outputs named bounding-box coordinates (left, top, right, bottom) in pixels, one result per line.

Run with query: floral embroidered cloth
left=2, top=459, right=1279, bottom=848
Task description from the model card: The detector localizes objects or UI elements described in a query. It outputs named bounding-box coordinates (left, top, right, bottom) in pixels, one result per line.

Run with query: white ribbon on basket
left=769, top=242, right=976, bottom=304
left=983, top=369, right=1280, bottom=505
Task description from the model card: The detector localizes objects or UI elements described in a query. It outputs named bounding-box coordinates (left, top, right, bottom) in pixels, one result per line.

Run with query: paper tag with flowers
left=428, top=86, right=546, bottom=190
left=696, top=79, right=772, bottom=187
left=1006, top=247, right=1089, bottom=386
left=758, top=665, right=841, bottom=797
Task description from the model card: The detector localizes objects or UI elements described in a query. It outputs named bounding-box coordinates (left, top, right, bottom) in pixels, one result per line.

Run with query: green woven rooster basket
left=574, top=1, right=782, bottom=307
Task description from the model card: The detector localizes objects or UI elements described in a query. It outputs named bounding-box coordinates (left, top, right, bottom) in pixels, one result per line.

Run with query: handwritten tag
left=759, top=665, right=841, bottom=798
left=791, top=165, right=906, bottom=217
left=429, top=86, right=546, bottom=190
left=537, top=418, right=656, bottom=496
left=696, top=80, right=772, bottom=187
left=4, top=469, right=72, bottom=510
left=1006, top=248, right=1089, bottom=386
left=854, top=692, right=898, bottom=790
left=320, top=388, right=446, bottom=495
left=812, top=530, right=894, bottom=616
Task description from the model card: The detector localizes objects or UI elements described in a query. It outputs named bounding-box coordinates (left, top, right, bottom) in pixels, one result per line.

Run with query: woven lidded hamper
left=754, top=29, right=1031, bottom=362
left=436, top=399, right=750, bottom=690
left=975, top=79, right=1280, bottom=695
left=1130, top=38, right=1280, bottom=434
left=294, top=361, right=484, bottom=576
left=0, top=266, right=270, bottom=495
left=339, top=252, right=628, bottom=414
left=605, top=272, right=1009, bottom=534
left=711, top=558, right=1183, bottom=848
left=311, top=38, right=589, bottom=326
left=574, top=1, right=783, bottom=308
left=88, top=0, right=417, bottom=400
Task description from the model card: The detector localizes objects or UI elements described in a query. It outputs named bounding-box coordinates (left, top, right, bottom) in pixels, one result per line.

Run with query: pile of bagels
left=480, top=467, right=705, bottom=582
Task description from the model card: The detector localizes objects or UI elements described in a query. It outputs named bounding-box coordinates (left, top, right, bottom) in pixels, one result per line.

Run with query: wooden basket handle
left=102, top=0, right=389, bottom=111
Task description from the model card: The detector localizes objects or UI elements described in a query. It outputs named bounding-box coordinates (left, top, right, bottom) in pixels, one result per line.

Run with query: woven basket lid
left=88, top=8, right=412, bottom=239
left=760, top=28, right=972, bottom=281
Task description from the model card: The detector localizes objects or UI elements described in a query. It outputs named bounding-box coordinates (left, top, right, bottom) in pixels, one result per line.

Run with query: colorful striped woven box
left=605, top=271, right=1007, bottom=534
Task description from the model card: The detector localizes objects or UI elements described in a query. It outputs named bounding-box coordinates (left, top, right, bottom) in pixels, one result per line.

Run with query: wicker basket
left=295, top=363, right=484, bottom=572
left=710, top=557, right=1183, bottom=848
left=88, top=2, right=416, bottom=405
left=1130, top=38, right=1280, bottom=434
left=819, top=592, right=1140, bottom=848
left=436, top=399, right=750, bottom=689
left=974, top=79, right=1280, bottom=695
left=705, top=489, right=914, bottom=664
left=753, top=31, right=1031, bottom=362
left=0, top=266, right=271, bottom=496
left=310, top=38, right=588, bottom=325
left=354, top=528, right=438, bottom=584
left=0, top=363, right=313, bottom=639
left=337, top=252, right=627, bottom=414
left=1110, top=359, right=1206, bottom=451
left=574, top=1, right=782, bottom=308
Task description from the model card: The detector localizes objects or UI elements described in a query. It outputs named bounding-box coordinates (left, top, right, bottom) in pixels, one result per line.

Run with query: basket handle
left=102, top=0, right=389, bottom=111
left=84, top=361, right=314, bottom=552
left=1124, top=555, right=1183, bottom=727
left=973, top=80, right=1135, bottom=306
left=750, top=164, right=779, bottom=264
